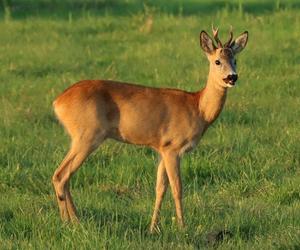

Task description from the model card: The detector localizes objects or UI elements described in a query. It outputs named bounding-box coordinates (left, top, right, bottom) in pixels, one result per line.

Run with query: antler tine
left=211, top=24, right=218, bottom=37
left=224, top=25, right=233, bottom=47
left=212, top=24, right=223, bottom=48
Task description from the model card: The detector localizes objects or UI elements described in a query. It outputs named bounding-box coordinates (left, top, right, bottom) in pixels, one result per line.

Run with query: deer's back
left=54, top=80, right=204, bottom=151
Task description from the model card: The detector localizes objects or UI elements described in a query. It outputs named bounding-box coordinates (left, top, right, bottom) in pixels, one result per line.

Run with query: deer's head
left=200, top=27, right=248, bottom=88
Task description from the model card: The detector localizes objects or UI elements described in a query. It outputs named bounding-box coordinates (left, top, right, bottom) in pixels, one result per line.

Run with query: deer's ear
left=231, top=31, right=248, bottom=54
left=200, top=31, right=216, bottom=54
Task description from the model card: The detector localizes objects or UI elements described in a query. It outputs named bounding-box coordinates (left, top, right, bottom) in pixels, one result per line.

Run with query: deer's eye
left=234, top=59, right=237, bottom=65
left=215, top=60, right=221, bottom=65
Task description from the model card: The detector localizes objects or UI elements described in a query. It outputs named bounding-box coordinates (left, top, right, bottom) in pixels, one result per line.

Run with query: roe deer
left=52, top=27, right=248, bottom=232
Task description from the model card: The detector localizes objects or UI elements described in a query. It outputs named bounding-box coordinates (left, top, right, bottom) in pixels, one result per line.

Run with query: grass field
left=0, top=0, right=299, bottom=249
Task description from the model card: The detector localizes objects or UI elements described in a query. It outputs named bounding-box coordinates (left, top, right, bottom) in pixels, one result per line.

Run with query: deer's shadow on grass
left=80, top=206, right=149, bottom=236
left=79, top=206, right=193, bottom=244
left=79, top=206, right=234, bottom=248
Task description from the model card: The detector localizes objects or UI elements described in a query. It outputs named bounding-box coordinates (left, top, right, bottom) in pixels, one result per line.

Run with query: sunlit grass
left=0, top=1, right=299, bottom=249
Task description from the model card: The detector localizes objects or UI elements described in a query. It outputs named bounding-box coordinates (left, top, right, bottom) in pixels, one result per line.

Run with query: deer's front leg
left=162, top=151, right=184, bottom=228
left=150, top=159, right=169, bottom=233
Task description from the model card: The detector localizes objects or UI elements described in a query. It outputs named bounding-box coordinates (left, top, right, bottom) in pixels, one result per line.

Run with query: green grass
left=0, top=0, right=299, bottom=249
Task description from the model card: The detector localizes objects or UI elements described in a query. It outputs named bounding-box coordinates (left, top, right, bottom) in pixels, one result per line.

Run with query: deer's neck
left=198, top=70, right=227, bottom=124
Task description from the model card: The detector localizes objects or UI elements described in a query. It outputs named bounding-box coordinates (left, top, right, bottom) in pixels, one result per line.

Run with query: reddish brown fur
left=54, top=80, right=203, bottom=151
left=52, top=28, right=248, bottom=232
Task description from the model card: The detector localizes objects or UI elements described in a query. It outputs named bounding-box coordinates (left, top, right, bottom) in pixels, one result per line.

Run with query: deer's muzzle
left=223, top=74, right=238, bottom=85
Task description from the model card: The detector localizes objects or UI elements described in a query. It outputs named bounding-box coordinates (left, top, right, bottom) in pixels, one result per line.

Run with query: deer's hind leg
left=52, top=129, right=105, bottom=222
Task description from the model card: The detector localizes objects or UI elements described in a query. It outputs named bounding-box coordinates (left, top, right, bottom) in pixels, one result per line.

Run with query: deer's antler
left=212, top=25, right=223, bottom=48
left=224, top=26, right=233, bottom=48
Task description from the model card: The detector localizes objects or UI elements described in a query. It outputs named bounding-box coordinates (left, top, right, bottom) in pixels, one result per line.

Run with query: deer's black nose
left=228, top=74, right=238, bottom=82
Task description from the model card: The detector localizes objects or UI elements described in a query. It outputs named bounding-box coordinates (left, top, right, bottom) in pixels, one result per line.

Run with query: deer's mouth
left=223, top=78, right=236, bottom=86
left=223, top=74, right=238, bottom=87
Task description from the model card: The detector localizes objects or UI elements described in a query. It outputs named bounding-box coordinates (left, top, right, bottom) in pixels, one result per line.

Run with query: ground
left=0, top=0, right=299, bottom=249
